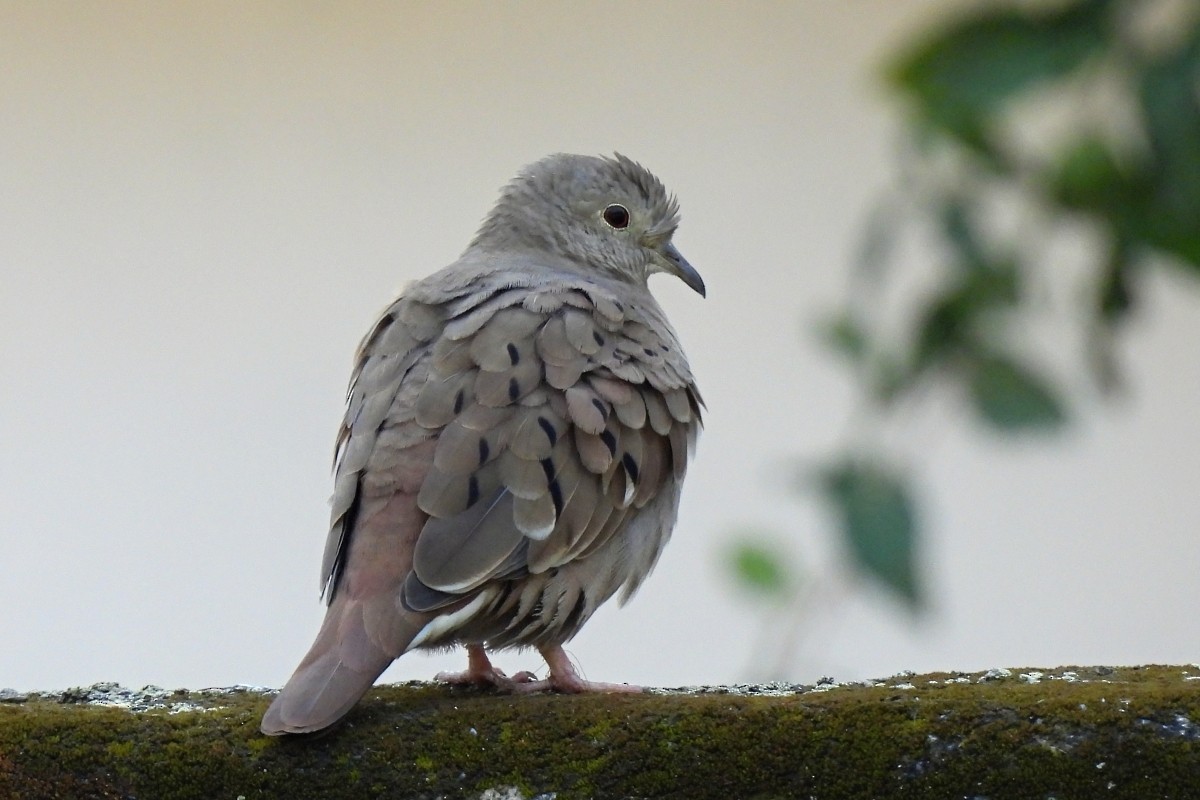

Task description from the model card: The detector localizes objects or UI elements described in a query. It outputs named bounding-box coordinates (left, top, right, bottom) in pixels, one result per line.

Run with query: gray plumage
left=261, top=153, right=704, bottom=736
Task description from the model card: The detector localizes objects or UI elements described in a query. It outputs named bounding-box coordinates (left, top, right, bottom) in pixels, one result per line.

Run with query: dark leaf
left=1088, top=244, right=1137, bottom=393
left=912, top=260, right=1020, bottom=371
left=914, top=292, right=971, bottom=368
left=890, top=1, right=1109, bottom=149
left=1051, top=136, right=1134, bottom=213
left=818, top=460, right=921, bottom=606
left=969, top=354, right=1067, bottom=432
left=969, top=259, right=1021, bottom=306
left=1098, top=245, right=1136, bottom=323
left=1136, top=34, right=1200, bottom=269
left=727, top=539, right=793, bottom=599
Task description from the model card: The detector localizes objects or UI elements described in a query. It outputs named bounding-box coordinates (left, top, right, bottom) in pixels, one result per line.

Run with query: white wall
left=3, top=1, right=1197, bottom=692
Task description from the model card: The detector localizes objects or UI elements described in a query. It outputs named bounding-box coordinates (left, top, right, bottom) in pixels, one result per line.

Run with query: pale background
left=3, top=2, right=1197, bottom=693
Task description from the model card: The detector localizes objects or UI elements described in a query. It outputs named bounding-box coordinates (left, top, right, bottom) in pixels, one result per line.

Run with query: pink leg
left=510, top=644, right=643, bottom=694
left=434, top=644, right=538, bottom=690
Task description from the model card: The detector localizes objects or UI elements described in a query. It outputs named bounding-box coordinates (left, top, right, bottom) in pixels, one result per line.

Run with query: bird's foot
left=524, top=644, right=644, bottom=694
left=436, top=644, right=643, bottom=694
left=435, top=644, right=539, bottom=690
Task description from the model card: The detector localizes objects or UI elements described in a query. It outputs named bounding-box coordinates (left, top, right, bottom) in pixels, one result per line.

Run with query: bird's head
left=471, top=153, right=705, bottom=297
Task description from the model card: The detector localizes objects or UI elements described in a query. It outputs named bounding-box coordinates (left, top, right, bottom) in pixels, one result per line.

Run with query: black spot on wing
left=537, top=416, right=558, bottom=446
left=539, top=456, right=563, bottom=517
left=622, top=452, right=640, bottom=484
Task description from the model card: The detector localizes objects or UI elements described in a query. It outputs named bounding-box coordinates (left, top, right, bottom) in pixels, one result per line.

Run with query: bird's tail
left=260, top=595, right=421, bottom=736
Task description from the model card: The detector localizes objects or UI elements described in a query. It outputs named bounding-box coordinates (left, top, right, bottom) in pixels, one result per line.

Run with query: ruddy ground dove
left=261, top=153, right=704, bottom=735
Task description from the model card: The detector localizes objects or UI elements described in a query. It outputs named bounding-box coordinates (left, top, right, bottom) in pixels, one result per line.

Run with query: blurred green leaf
left=727, top=539, right=794, bottom=599
left=818, top=460, right=921, bottom=606
left=939, top=196, right=987, bottom=269
left=890, top=0, right=1109, bottom=149
left=913, top=292, right=972, bottom=368
left=912, top=258, right=1021, bottom=372
left=870, top=353, right=910, bottom=405
left=969, top=355, right=1067, bottom=432
left=1135, top=35, right=1200, bottom=269
left=821, top=314, right=869, bottom=362
left=1088, top=245, right=1137, bottom=392
left=1098, top=245, right=1135, bottom=323
left=1052, top=136, right=1133, bottom=213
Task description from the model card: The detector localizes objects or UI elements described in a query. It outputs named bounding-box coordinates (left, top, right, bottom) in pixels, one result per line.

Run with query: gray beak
left=660, top=242, right=706, bottom=297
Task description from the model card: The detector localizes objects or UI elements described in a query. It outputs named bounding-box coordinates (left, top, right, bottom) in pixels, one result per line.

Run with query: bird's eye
left=602, top=204, right=630, bottom=230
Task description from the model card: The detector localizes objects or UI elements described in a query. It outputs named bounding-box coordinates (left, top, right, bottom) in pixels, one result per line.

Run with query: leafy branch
left=728, top=0, right=1200, bottom=670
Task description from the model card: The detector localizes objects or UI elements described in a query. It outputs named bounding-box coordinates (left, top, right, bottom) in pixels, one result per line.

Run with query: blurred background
left=3, top=1, right=1197, bottom=693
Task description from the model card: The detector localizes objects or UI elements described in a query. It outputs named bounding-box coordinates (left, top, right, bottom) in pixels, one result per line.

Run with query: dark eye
left=602, top=204, right=630, bottom=229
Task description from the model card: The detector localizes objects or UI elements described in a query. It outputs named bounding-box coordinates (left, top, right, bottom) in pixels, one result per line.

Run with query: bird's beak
left=659, top=242, right=706, bottom=298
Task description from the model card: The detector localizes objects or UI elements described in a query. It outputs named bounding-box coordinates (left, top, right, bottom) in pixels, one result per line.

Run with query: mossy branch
left=2, top=665, right=1198, bottom=799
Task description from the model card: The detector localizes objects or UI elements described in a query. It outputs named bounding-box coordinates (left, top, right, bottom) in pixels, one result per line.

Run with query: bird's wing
left=401, top=276, right=702, bottom=615
left=320, top=294, right=444, bottom=602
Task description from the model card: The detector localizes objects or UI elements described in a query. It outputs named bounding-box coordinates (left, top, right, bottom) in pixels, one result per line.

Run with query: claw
left=435, top=644, right=643, bottom=694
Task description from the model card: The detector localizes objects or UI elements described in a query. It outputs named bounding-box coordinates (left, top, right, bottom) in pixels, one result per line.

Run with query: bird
left=261, top=153, right=705, bottom=736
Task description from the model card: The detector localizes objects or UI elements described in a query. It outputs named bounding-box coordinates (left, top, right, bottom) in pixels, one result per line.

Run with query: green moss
left=1, top=666, right=1198, bottom=798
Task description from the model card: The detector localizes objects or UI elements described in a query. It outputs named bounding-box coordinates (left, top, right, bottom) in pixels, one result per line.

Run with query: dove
left=261, top=153, right=704, bottom=736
